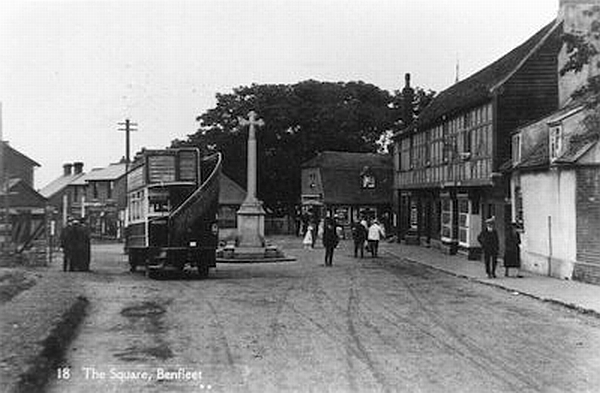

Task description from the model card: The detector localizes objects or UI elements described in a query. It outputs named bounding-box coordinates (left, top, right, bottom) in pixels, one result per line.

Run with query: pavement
left=379, top=240, right=600, bottom=318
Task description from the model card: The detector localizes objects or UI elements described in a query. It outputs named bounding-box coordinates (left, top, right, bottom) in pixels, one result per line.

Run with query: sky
left=0, top=0, right=558, bottom=189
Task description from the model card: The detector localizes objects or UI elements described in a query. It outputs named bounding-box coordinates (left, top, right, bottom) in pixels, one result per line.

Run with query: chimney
left=558, top=0, right=600, bottom=107
left=63, top=163, right=73, bottom=176
left=402, top=73, right=415, bottom=127
left=73, top=162, right=84, bottom=174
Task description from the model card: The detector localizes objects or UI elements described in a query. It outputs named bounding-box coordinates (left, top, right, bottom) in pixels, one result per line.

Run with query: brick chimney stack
left=63, top=163, right=73, bottom=176
left=402, top=73, right=415, bottom=128
left=73, top=162, right=84, bottom=174
left=558, top=0, right=600, bottom=107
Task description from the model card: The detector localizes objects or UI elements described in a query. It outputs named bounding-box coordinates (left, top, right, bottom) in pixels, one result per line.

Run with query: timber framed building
left=392, top=19, right=563, bottom=258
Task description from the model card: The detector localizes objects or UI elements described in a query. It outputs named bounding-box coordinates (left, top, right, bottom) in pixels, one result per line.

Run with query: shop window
left=335, top=207, right=350, bottom=225
left=458, top=199, right=469, bottom=246
left=410, top=201, right=418, bottom=230
left=515, top=186, right=524, bottom=229
left=441, top=199, right=453, bottom=240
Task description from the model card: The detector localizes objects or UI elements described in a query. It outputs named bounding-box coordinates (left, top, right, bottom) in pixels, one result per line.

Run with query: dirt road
left=48, top=239, right=600, bottom=392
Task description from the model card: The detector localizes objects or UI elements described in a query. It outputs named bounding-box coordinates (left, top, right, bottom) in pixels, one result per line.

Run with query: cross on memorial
left=238, top=111, right=264, bottom=204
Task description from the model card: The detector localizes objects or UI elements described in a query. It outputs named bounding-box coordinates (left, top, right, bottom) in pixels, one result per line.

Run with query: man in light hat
left=477, top=216, right=499, bottom=278
left=367, top=218, right=385, bottom=258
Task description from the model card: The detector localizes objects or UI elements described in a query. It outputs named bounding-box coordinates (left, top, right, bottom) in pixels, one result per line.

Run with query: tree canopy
left=173, top=80, right=434, bottom=214
left=560, top=7, right=600, bottom=137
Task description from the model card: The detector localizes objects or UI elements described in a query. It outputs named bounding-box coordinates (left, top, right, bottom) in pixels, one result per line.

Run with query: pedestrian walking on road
left=478, top=217, right=499, bottom=278
left=351, top=222, right=367, bottom=258
left=303, top=224, right=314, bottom=249
left=322, top=217, right=339, bottom=266
left=367, top=219, right=385, bottom=258
left=504, top=222, right=521, bottom=277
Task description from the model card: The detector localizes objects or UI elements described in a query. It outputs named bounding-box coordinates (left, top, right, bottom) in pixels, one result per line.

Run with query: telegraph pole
left=117, top=119, right=138, bottom=164
left=118, top=119, right=137, bottom=243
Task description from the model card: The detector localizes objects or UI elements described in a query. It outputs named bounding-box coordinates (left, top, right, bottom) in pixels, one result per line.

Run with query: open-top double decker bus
left=125, top=148, right=221, bottom=278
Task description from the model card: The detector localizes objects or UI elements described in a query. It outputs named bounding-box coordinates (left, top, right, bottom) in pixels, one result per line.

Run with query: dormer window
left=549, top=125, right=562, bottom=161
left=360, top=166, right=376, bottom=189
left=362, top=174, right=376, bottom=189
left=512, top=133, right=522, bottom=164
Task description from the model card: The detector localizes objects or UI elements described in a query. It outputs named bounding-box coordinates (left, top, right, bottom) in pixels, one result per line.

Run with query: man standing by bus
left=60, top=217, right=74, bottom=272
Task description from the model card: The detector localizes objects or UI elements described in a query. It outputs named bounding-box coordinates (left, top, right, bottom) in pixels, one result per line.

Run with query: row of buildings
left=299, top=0, right=600, bottom=287
left=389, top=0, right=600, bottom=285
left=3, top=0, right=598, bottom=286
left=0, top=147, right=248, bottom=260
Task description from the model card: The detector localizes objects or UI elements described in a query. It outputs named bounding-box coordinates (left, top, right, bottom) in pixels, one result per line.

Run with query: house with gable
left=80, top=162, right=127, bottom=239
left=40, top=162, right=86, bottom=225
left=392, top=16, right=564, bottom=258
left=301, top=151, right=393, bottom=235
left=0, top=141, right=47, bottom=251
left=507, top=0, right=600, bottom=284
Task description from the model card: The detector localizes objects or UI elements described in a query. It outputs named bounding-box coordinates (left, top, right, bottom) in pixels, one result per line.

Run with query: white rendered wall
left=521, top=169, right=576, bottom=278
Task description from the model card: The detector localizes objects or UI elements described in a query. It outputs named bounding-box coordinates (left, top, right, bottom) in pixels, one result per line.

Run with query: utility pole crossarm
left=117, top=119, right=138, bottom=164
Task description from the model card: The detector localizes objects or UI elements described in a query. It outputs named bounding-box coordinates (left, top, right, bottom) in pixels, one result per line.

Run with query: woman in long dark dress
left=504, top=222, right=521, bottom=277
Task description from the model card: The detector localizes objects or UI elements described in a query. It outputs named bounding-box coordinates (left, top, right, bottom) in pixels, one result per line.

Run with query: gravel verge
left=0, top=268, right=88, bottom=393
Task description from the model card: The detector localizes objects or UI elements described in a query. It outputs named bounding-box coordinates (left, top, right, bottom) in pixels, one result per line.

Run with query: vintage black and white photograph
left=1, top=0, right=600, bottom=392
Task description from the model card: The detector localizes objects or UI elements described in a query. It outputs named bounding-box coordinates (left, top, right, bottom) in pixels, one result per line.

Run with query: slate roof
left=417, top=19, right=560, bottom=128
left=220, top=174, right=246, bottom=205
left=301, top=151, right=392, bottom=170
left=1, top=142, right=40, bottom=168
left=500, top=101, right=598, bottom=172
left=39, top=173, right=85, bottom=198
left=84, top=163, right=127, bottom=182
left=302, top=151, right=392, bottom=205
left=319, top=168, right=392, bottom=205
left=71, top=173, right=93, bottom=186
left=519, top=136, right=550, bottom=170
left=0, top=178, right=47, bottom=208
left=555, top=134, right=598, bottom=164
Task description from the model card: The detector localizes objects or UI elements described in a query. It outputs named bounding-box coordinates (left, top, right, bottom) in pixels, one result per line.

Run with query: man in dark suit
left=60, top=217, right=75, bottom=272
left=478, top=217, right=499, bottom=278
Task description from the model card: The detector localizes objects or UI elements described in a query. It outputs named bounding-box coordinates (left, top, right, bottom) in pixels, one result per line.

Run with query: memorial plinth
left=236, top=199, right=265, bottom=248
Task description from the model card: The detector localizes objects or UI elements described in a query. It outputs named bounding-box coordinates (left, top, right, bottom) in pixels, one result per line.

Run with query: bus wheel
left=146, top=267, right=161, bottom=279
left=198, top=263, right=209, bottom=279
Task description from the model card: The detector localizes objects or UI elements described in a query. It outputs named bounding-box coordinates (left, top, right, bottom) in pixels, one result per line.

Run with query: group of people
left=300, top=212, right=387, bottom=267
left=477, top=217, right=521, bottom=279
left=300, top=214, right=342, bottom=267
left=299, top=209, right=521, bottom=277
left=60, top=217, right=92, bottom=272
left=351, top=218, right=385, bottom=258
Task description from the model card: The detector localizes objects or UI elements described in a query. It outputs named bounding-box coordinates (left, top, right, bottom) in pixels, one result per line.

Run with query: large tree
left=173, top=80, right=433, bottom=214
left=560, top=7, right=600, bottom=135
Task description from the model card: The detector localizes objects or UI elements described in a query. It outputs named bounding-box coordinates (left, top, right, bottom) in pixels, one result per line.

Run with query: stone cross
left=238, top=111, right=264, bottom=204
